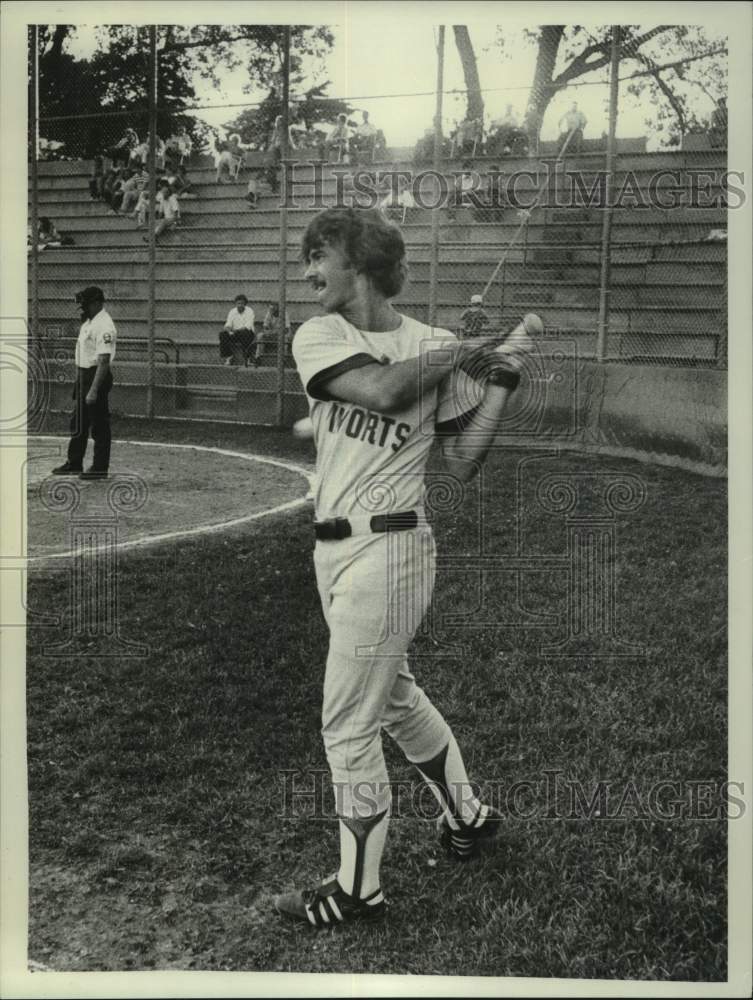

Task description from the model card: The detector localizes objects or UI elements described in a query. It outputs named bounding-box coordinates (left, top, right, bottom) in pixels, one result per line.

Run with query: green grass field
left=26, top=416, right=727, bottom=979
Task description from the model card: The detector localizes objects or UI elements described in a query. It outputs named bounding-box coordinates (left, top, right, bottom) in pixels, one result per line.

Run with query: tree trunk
left=523, top=25, right=564, bottom=148
left=48, top=25, right=69, bottom=61
left=453, top=25, right=483, bottom=122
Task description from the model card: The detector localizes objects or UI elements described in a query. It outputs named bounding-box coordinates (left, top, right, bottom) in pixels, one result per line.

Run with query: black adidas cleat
left=274, top=876, right=386, bottom=928
left=439, top=804, right=503, bottom=861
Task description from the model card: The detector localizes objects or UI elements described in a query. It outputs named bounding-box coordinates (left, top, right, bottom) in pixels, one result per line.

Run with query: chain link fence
left=28, top=24, right=728, bottom=428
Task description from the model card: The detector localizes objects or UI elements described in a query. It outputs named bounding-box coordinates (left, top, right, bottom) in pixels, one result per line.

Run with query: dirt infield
left=27, top=437, right=314, bottom=563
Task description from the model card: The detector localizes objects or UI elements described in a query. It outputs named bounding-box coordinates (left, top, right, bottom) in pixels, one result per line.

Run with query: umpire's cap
left=75, top=286, right=105, bottom=306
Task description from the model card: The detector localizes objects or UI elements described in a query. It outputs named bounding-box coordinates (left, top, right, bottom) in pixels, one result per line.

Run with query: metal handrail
left=36, top=334, right=180, bottom=365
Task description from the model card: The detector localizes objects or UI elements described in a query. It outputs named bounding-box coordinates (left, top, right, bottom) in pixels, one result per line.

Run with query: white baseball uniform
left=293, top=312, right=480, bottom=821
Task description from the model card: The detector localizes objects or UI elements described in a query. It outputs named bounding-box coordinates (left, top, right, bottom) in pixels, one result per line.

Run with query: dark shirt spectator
left=256, top=303, right=292, bottom=364
left=107, top=128, right=139, bottom=166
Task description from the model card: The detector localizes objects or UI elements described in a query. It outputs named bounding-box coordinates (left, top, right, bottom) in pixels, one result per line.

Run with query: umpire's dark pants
left=67, top=366, right=113, bottom=472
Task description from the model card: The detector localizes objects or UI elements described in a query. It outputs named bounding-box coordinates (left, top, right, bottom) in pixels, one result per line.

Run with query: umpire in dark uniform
left=52, top=286, right=116, bottom=480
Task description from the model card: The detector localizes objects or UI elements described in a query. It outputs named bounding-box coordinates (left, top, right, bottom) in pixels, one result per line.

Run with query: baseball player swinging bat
left=275, top=206, right=542, bottom=929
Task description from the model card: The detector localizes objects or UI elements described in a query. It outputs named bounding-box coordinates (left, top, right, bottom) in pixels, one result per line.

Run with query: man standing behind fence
left=52, top=286, right=116, bottom=480
left=558, top=102, right=588, bottom=154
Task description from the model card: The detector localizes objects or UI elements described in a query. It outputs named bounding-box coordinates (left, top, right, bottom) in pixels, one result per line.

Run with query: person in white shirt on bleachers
left=219, top=294, right=256, bottom=366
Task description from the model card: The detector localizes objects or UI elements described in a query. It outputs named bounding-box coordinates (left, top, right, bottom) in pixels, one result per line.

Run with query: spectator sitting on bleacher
left=558, top=102, right=587, bottom=155
left=165, top=126, right=193, bottom=170
left=459, top=294, right=490, bottom=338
left=166, top=162, right=195, bottom=198
left=256, top=303, right=292, bottom=365
left=219, top=294, right=256, bottom=366
left=350, top=111, right=377, bottom=165
left=322, top=114, right=350, bottom=162
left=133, top=187, right=150, bottom=228
left=36, top=217, right=73, bottom=251
left=104, top=168, right=128, bottom=214
left=120, top=168, right=148, bottom=215
left=107, top=128, right=139, bottom=167
left=141, top=179, right=180, bottom=243
left=216, top=133, right=245, bottom=183
left=108, top=168, right=134, bottom=215
left=130, top=136, right=166, bottom=170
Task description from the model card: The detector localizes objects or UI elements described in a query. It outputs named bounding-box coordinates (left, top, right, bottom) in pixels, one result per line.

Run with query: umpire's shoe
left=51, top=462, right=83, bottom=475
left=79, top=468, right=109, bottom=481
left=439, top=804, right=503, bottom=861
left=274, top=876, right=385, bottom=928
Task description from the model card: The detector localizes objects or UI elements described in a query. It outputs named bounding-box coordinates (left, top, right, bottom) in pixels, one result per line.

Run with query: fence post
left=30, top=25, right=39, bottom=355
left=596, top=25, right=621, bottom=362
left=276, top=26, right=291, bottom=427
left=428, top=25, right=445, bottom=329
left=146, top=26, right=157, bottom=418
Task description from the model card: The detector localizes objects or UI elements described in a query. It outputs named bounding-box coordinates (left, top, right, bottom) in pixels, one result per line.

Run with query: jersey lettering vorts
left=327, top=402, right=410, bottom=452
left=293, top=312, right=462, bottom=520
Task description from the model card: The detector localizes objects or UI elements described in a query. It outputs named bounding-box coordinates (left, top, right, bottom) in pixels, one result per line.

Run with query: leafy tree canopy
left=493, top=24, right=727, bottom=147
left=32, top=25, right=336, bottom=158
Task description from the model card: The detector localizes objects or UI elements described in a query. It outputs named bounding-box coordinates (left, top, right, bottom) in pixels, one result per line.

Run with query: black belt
left=314, top=510, right=420, bottom=541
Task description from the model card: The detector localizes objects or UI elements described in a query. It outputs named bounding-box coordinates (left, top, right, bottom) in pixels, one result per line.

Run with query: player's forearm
left=89, top=358, right=110, bottom=394
left=347, top=347, right=460, bottom=413
left=440, top=385, right=512, bottom=482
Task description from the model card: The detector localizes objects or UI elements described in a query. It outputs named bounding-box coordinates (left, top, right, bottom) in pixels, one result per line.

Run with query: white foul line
left=27, top=437, right=315, bottom=567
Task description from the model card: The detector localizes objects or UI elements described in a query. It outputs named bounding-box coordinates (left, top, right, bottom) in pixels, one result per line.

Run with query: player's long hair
left=301, top=207, right=408, bottom=298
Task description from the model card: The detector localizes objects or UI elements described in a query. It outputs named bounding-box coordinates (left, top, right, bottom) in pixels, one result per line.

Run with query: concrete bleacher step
left=35, top=269, right=725, bottom=318
left=31, top=150, right=728, bottom=365
left=533, top=248, right=574, bottom=265
left=506, top=280, right=724, bottom=309
left=35, top=239, right=727, bottom=273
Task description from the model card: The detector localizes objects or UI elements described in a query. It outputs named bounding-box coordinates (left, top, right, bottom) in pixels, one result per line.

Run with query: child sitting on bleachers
left=129, top=136, right=166, bottom=171
left=165, top=163, right=194, bottom=198
left=106, top=169, right=128, bottom=215
left=458, top=294, right=490, bottom=338
left=216, top=134, right=244, bottom=183
left=107, top=128, right=139, bottom=167
left=120, top=168, right=148, bottom=215
left=133, top=188, right=150, bottom=228
left=150, top=180, right=181, bottom=241
left=36, top=218, right=74, bottom=251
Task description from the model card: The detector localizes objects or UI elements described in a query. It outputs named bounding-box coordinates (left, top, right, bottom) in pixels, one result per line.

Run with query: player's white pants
left=314, top=527, right=452, bottom=818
